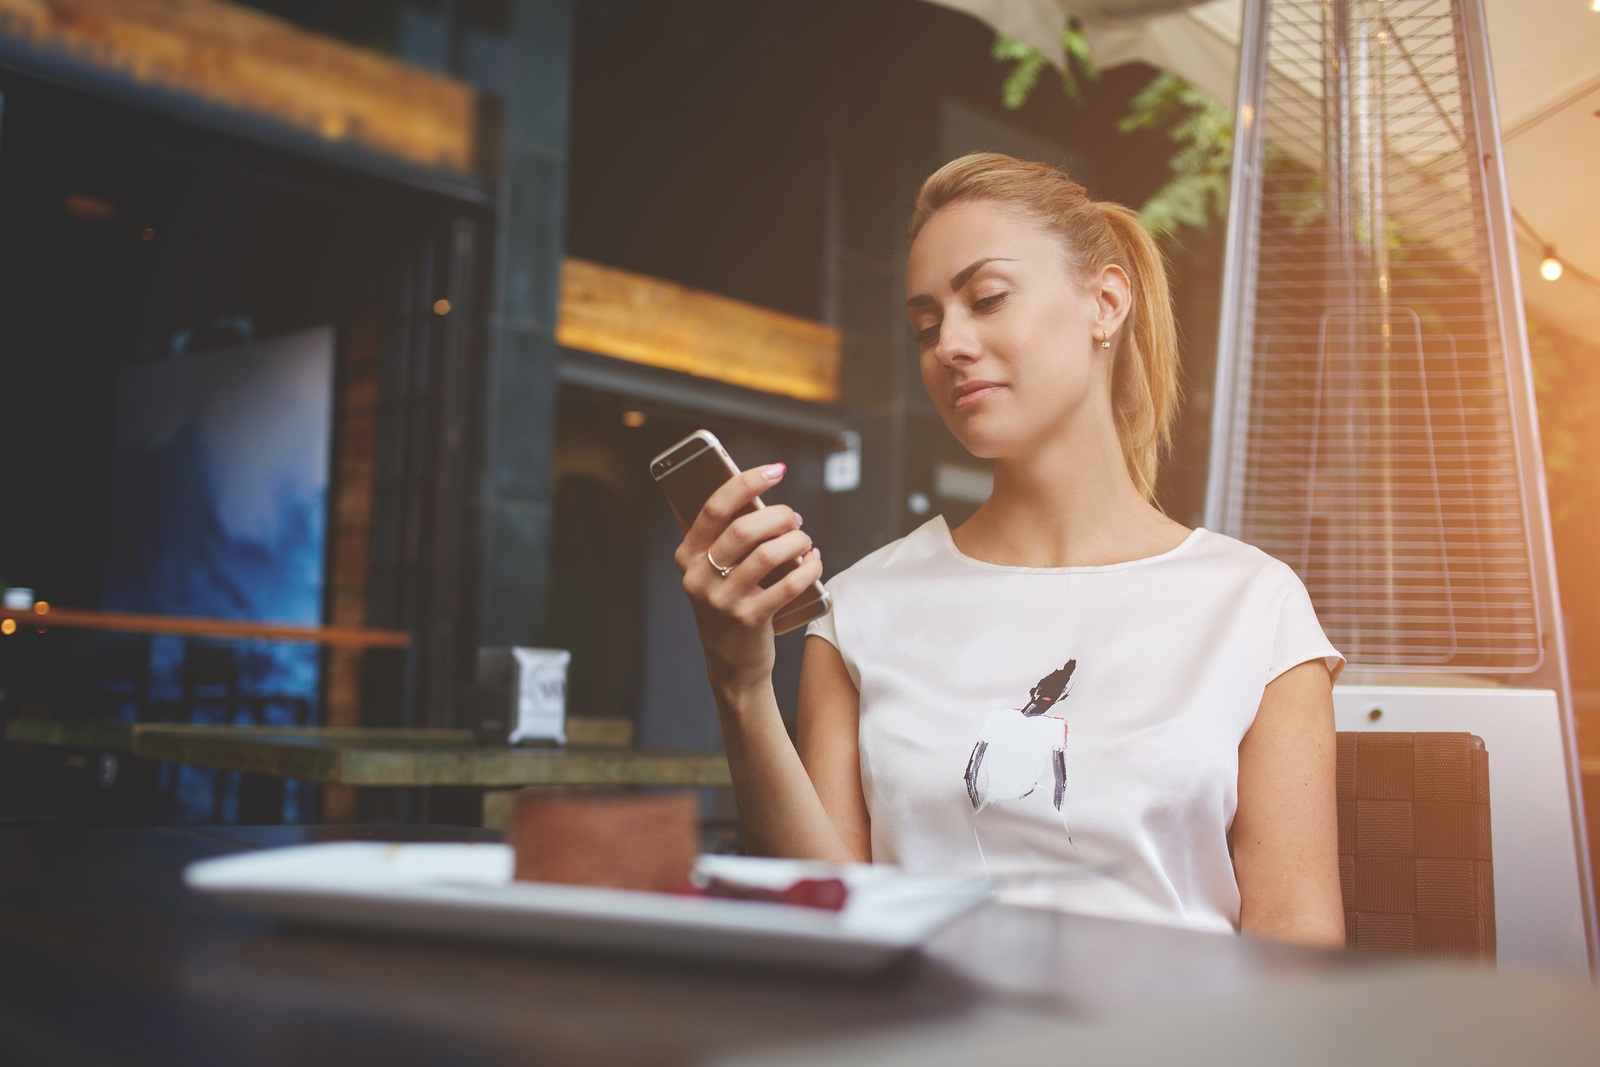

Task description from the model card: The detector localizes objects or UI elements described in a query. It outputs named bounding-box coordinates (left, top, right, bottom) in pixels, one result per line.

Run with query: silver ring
left=707, top=551, right=734, bottom=579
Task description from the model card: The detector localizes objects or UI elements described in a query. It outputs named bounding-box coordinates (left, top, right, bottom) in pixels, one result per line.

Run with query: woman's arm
left=1232, top=659, right=1346, bottom=947
left=674, top=465, right=862, bottom=863
left=796, top=636, right=871, bottom=861
left=710, top=649, right=863, bottom=862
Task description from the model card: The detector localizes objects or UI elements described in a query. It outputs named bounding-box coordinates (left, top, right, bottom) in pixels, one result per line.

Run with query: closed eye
left=914, top=293, right=1008, bottom=347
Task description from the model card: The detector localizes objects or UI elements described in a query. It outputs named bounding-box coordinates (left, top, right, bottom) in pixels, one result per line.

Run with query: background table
left=2, top=721, right=732, bottom=825
left=0, top=823, right=1390, bottom=1067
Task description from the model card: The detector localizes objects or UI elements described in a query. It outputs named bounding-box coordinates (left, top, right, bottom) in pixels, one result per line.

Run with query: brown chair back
left=1336, top=731, right=1495, bottom=962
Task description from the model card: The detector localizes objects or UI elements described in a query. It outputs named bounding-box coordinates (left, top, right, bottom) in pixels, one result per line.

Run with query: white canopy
left=924, top=1, right=1600, bottom=345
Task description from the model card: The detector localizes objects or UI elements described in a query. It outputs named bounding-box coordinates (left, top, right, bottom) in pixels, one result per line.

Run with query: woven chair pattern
left=1336, top=731, right=1495, bottom=962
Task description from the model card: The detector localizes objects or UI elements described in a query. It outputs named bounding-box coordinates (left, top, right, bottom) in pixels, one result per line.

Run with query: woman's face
left=906, top=199, right=1114, bottom=461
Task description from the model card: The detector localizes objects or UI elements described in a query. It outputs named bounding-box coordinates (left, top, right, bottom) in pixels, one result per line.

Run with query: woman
left=674, top=153, right=1346, bottom=946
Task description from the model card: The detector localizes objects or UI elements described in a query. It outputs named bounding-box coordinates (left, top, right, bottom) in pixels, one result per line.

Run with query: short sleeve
left=1266, top=565, right=1345, bottom=685
left=805, top=600, right=839, bottom=649
left=804, top=579, right=862, bottom=691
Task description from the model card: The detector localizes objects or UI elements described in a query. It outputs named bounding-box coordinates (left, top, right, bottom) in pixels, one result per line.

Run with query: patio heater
left=1207, top=0, right=1595, bottom=974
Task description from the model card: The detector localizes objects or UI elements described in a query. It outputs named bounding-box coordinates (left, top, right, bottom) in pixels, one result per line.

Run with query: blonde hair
left=909, top=152, right=1179, bottom=501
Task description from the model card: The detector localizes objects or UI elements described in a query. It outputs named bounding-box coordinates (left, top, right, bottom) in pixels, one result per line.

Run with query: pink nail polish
left=794, top=513, right=804, bottom=527
left=763, top=463, right=786, bottom=480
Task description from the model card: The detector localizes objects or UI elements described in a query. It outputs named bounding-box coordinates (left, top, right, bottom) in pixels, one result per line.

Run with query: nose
left=931, top=312, right=979, bottom=367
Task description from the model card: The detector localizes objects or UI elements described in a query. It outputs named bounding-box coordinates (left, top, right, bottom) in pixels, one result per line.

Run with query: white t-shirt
left=806, top=516, right=1343, bottom=935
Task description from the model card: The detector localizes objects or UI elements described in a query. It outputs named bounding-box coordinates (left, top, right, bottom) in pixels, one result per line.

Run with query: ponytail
left=1097, top=202, right=1179, bottom=502
left=911, top=153, right=1181, bottom=502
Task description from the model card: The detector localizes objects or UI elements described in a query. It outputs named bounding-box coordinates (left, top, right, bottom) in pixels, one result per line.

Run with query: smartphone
left=650, top=430, right=831, bottom=635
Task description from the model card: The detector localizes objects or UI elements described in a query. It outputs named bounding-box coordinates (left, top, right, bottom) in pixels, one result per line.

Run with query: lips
left=950, top=380, right=1004, bottom=410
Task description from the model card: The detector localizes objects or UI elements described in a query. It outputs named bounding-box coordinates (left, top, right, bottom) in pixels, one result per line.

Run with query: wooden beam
left=0, top=0, right=477, bottom=173
left=557, top=257, right=843, bottom=403
left=0, top=606, right=410, bottom=648
left=0, top=5, right=843, bottom=404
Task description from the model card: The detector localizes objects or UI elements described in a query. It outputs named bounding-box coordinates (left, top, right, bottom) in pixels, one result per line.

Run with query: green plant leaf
left=991, top=24, right=1099, bottom=111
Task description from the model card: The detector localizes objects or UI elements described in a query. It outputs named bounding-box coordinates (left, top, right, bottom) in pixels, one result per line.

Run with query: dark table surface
left=0, top=823, right=1457, bottom=1067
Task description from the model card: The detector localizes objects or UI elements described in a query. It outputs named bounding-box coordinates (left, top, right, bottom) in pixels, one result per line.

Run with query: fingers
left=673, top=463, right=792, bottom=576
left=725, top=527, right=813, bottom=589
left=693, top=524, right=810, bottom=597
left=683, top=525, right=820, bottom=623
left=748, top=545, right=824, bottom=615
left=669, top=458, right=823, bottom=631
left=691, top=463, right=787, bottom=549
left=728, top=545, right=824, bottom=626
left=677, top=506, right=801, bottom=580
left=711, top=504, right=804, bottom=572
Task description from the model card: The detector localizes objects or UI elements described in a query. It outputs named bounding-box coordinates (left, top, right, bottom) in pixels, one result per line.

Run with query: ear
left=1093, top=265, right=1132, bottom=339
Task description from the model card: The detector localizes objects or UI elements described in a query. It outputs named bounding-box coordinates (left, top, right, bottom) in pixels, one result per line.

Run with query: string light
left=1514, top=209, right=1600, bottom=296
left=621, top=410, right=647, bottom=428
left=433, top=299, right=452, bottom=316
left=1540, top=247, right=1564, bottom=282
left=1, top=619, right=15, bottom=636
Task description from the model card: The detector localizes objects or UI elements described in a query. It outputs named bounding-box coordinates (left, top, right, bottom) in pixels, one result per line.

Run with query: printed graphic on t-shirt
left=963, top=658, right=1075, bottom=826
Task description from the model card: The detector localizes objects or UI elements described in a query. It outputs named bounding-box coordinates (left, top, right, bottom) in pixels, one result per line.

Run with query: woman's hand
left=669, top=462, right=860, bottom=865
left=673, top=463, right=823, bottom=696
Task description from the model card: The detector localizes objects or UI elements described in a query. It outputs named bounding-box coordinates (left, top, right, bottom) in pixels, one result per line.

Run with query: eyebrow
left=905, top=257, right=1017, bottom=309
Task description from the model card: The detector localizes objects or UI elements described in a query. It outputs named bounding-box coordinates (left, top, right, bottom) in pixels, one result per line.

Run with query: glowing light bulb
left=433, top=299, right=452, bottom=316
left=1540, top=250, right=1564, bottom=282
left=1, top=619, right=16, bottom=636
left=621, top=410, right=647, bottom=428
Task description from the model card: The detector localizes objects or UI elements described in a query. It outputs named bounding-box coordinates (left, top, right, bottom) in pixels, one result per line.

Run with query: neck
left=952, top=418, right=1184, bottom=569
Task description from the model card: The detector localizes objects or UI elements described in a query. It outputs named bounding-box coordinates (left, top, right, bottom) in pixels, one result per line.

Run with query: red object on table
left=678, top=875, right=850, bottom=912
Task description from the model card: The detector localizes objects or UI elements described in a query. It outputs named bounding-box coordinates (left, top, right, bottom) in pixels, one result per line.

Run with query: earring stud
left=1100, top=339, right=1111, bottom=349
